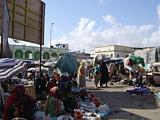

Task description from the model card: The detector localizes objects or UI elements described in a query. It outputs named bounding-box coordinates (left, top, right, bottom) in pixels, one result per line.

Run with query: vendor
left=3, top=85, right=37, bottom=120
left=46, top=72, right=59, bottom=94
left=45, top=87, right=64, bottom=119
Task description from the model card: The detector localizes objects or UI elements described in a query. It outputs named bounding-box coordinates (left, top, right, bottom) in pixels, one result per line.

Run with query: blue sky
left=10, top=0, right=160, bottom=52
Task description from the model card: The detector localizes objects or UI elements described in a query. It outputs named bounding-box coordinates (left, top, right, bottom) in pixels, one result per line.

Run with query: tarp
left=0, top=58, right=26, bottom=81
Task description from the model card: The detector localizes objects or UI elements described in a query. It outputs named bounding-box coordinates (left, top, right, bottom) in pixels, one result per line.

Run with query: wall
left=94, top=45, right=133, bottom=58
left=9, top=45, right=69, bottom=60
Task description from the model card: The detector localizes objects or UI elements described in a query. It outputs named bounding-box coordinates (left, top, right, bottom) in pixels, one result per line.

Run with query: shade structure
left=104, top=58, right=124, bottom=64
left=0, top=58, right=27, bottom=81
left=129, top=55, right=145, bottom=67
left=56, top=53, right=78, bottom=74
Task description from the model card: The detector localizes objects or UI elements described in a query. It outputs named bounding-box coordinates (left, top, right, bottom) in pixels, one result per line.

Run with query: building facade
left=9, top=44, right=69, bottom=60
left=90, top=45, right=134, bottom=58
left=134, top=47, right=160, bottom=64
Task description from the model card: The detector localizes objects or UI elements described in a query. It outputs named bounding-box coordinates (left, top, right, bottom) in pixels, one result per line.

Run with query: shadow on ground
left=92, top=89, right=158, bottom=120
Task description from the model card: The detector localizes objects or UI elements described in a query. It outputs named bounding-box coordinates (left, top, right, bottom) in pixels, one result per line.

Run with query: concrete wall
left=93, top=45, right=134, bottom=58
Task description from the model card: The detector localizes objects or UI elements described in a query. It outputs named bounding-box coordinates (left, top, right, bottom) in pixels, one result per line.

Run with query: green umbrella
left=130, top=55, right=145, bottom=67
left=56, top=53, right=78, bottom=74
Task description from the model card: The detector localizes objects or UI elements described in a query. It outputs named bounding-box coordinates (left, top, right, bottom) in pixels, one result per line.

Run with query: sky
left=10, top=0, right=160, bottom=52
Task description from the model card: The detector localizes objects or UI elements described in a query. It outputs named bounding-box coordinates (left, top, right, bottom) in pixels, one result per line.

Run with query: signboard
left=0, top=0, right=45, bottom=45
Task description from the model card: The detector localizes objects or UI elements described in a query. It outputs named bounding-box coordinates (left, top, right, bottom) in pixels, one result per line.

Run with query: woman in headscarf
left=77, top=62, right=86, bottom=88
left=3, top=85, right=36, bottom=120
left=100, top=62, right=109, bottom=87
left=3, top=85, right=25, bottom=120
left=45, top=87, right=64, bottom=119
left=94, top=64, right=101, bottom=88
left=46, top=72, right=59, bottom=94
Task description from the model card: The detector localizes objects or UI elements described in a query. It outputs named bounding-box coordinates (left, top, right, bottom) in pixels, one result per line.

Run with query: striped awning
left=0, top=58, right=26, bottom=81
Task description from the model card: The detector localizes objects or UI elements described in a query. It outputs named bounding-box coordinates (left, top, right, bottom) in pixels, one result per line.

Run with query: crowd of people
left=0, top=57, right=149, bottom=119
left=0, top=70, right=82, bottom=119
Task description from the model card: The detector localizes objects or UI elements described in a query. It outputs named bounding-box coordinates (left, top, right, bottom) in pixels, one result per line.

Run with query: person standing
left=77, top=62, right=86, bottom=88
left=3, top=85, right=36, bottom=120
left=100, top=62, right=109, bottom=87
left=94, top=64, right=101, bottom=88
left=45, top=87, right=64, bottom=119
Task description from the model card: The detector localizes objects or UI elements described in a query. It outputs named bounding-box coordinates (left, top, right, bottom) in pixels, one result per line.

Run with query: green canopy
left=130, top=55, right=145, bottom=67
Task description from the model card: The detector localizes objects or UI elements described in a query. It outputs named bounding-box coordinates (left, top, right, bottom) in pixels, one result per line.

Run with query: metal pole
left=50, top=22, right=54, bottom=49
left=40, top=2, right=45, bottom=78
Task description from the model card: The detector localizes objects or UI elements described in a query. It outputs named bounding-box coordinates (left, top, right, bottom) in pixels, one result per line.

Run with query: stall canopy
left=0, top=58, right=26, bottom=81
left=104, top=58, right=124, bottom=64
left=129, top=55, right=145, bottom=67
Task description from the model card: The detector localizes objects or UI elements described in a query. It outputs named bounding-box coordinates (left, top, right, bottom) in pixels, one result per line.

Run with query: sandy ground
left=86, top=80, right=160, bottom=120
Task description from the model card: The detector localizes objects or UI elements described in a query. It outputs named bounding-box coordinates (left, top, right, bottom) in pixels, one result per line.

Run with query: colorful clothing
left=3, top=85, right=36, bottom=120
left=45, top=87, right=64, bottom=117
left=78, top=65, right=86, bottom=87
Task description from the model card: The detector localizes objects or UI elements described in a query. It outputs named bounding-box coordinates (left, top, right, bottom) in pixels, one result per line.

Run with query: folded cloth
left=126, top=86, right=150, bottom=95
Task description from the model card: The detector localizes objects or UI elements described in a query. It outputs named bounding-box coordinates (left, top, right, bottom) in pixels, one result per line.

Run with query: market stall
left=0, top=58, right=37, bottom=98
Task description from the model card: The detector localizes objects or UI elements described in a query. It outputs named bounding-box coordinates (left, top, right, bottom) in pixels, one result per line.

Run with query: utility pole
left=50, top=22, right=54, bottom=50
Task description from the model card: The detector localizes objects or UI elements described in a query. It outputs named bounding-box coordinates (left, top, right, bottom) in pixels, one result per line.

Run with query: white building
left=134, top=47, right=160, bottom=64
left=90, top=45, right=134, bottom=58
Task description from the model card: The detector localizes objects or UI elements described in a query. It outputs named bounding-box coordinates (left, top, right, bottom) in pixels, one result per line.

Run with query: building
left=9, top=44, right=69, bottom=60
left=90, top=45, right=134, bottom=58
left=134, top=47, right=160, bottom=64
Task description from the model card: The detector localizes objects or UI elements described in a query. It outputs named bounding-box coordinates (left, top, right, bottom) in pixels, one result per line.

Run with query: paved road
left=86, top=81, right=160, bottom=120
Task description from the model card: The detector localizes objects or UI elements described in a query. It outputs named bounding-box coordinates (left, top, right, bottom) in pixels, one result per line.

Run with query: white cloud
left=145, top=31, right=160, bottom=47
left=103, top=15, right=117, bottom=25
left=51, top=14, right=159, bottom=52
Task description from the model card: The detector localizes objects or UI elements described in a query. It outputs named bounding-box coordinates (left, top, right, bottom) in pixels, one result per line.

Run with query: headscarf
left=3, top=85, right=26, bottom=120
left=49, top=87, right=60, bottom=98
left=12, top=85, right=25, bottom=97
left=46, top=87, right=63, bottom=117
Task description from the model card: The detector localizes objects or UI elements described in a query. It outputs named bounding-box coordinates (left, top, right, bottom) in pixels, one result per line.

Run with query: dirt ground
left=86, top=81, right=160, bottom=120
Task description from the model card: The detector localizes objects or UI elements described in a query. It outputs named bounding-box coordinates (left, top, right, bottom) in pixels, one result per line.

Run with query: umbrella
left=56, top=53, right=78, bottom=74
left=129, top=55, right=145, bottom=67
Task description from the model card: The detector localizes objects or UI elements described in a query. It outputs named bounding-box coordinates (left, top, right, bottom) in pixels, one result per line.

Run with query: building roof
left=95, top=44, right=133, bottom=48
